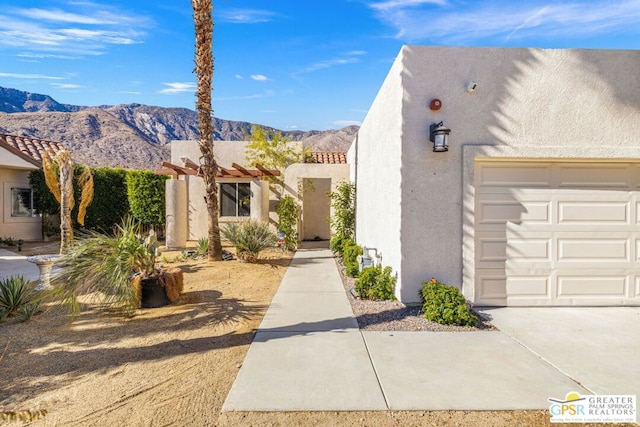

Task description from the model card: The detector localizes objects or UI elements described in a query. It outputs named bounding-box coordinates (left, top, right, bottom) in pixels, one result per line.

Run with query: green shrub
left=355, top=265, right=396, bottom=300
left=420, top=278, right=478, bottom=326
left=328, top=181, right=355, bottom=241
left=342, top=241, right=362, bottom=277
left=221, top=220, right=277, bottom=263
left=330, top=235, right=350, bottom=256
left=126, top=170, right=167, bottom=228
left=30, top=167, right=130, bottom=233
left=85, top=168, right=129, bottom=232
left=276, top=195, right=299, bottom=251
left=0, top=276, right=35, bottom=319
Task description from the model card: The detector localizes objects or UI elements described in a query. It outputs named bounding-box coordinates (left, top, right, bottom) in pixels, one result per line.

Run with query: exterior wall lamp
left=429, top=121, right=451, bottom=152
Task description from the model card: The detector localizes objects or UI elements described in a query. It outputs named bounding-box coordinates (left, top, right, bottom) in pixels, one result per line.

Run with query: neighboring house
left=351, top=46, right=640, bottom=306
left=0, top=133, right=64, bottom=241
left=160, top=140, right=349, bottom=249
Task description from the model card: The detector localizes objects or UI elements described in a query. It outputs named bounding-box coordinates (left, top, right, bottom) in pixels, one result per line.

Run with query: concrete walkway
left=222, top=244, right=591, bottom=411
left=0, top=248, right=39, bottom=282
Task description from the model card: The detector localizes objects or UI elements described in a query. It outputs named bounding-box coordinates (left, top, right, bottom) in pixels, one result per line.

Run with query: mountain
left=0, top=87, right=357, bottom=170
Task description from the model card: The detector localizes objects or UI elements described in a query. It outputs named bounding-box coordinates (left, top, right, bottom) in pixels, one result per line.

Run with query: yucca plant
left=221, top=220, right=276, bottom=263
left=0, top=276, right=33, bottom=318
left=52, top=216, right=156, bottom=316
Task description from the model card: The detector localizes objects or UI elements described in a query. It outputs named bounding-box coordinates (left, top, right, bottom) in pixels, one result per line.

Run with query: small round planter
left=140, top=276, right=170, bottom=308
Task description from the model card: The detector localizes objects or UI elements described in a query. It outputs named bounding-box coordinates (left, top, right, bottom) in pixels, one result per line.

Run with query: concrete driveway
left=480, top=307, right=640, bottom=401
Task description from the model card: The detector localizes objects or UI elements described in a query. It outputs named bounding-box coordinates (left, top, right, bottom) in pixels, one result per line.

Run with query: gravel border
left=335, top=258, right=496, bottom=332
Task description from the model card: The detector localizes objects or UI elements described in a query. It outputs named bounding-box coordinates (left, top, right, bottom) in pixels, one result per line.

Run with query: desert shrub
left=196, top=237, right=209, bottom=257
left=19, top=300, right=42, bottom=322
left=342, top=240, right=363, bottom=277
left=221, top=220, right=277, bottom=263
left=355, top=265, right=396, bottom=300
left=0, top=276, right=32, bottom=315
left=420, top=278, right=478, bottom=326
left=276, top=195, right=299, bottom=250
left=52, top=216, right=156, bottom=316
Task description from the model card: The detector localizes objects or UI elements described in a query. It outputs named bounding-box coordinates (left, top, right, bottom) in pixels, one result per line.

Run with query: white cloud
left=297, top=51, right=367, bottom=74
left=218, top=8, right=278, bottom=24
left=15, top=8, right=120, bottom=25
left=17, top=52, right=79, bottom=59
left=0, top=72, right=63, bottom=80
left=213, top=90, right=277, bottom=101
left=235, top=74, right=244, bottom=79
left=0, top=4, right=151, bottom=56
left=251, top=74, right=269, bottom=81
left=51, top=83, right=81, bottom=89
left=159, top=82, right=196, bottom=94
left=334, top=120, right=362, bottom=127
left=367, top=0, right=640, bottom=43
left=370, top=0, right=447, bottom=12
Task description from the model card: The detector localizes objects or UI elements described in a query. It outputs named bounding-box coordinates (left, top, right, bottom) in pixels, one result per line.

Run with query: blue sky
left=0, top=1, right=639, bottom=131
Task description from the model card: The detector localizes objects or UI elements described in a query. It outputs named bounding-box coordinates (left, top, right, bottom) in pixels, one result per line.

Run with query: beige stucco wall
left=283, top=163, right=350, bottom=242
left=356, top=45, right=640, bottom=303
left=302, top=178, right=332, bottom=240
left=352, top=49, right=406, bottom=300
left=0, top=167, right=41, bottom=241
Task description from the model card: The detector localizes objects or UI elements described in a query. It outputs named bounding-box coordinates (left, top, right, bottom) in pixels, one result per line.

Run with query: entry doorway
left=302, top=178, right=331, bottom=240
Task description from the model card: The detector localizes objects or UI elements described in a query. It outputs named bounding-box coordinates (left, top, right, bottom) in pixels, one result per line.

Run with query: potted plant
left=52, top=217, right=183, bottom=316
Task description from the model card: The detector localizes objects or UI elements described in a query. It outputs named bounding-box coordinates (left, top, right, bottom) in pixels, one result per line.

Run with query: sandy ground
left=0, top=242, right=628, bottom=426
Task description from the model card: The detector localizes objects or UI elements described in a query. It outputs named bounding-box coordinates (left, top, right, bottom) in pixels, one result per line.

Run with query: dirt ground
left=0, top=242, right=631, bottom=426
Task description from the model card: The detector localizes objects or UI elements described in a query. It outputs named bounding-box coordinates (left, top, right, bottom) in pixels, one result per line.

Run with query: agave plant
left=221, top=220, right=276, bottom=263
left=52, top=216, right=157, bottom=316
left=0, top=276, right=34, bottom=318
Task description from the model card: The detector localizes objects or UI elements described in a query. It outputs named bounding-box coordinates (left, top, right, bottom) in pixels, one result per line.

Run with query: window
left=220, top=183, right=251, bottom=217
left=11, top=188, right=34, bottom=217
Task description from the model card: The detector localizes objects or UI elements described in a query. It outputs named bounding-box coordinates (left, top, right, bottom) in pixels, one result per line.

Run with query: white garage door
left=475, top=161, right=640, bottom=306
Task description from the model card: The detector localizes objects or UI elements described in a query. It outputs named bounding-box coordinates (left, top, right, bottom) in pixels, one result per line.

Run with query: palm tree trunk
left=192, top=0, right=223, bottom=261
left=59, top=154, right=74, bottom=253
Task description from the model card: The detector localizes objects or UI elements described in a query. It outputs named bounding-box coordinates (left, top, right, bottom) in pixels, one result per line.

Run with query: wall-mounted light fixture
left=429, top=121, right=451, bottom=152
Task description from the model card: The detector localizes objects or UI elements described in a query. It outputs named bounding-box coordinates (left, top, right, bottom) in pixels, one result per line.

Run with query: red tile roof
left=308, top=151, right=347, bottom=164
left=0, top=133, right=65, bottom=167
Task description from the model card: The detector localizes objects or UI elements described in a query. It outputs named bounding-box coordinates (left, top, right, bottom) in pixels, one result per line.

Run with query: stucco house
left=160, top=140, right=349, bottom=249
left=0, top=133, right=64, bottom=241
left=351, top=46, right=640, bottom=307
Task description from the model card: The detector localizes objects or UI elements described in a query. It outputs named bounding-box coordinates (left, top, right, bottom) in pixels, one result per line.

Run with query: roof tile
left=308, top=151, right=347, bottom=164
left=0, top=133, right=65, bottom=167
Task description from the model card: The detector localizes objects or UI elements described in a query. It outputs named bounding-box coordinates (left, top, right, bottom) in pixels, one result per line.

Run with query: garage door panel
left=557, top=238, right=630, bottom=262
left=475, top=161, right=640, bottom=306
left=477, top=238, right=506, bottom=263
left=507, top=238, right=550, bottom=261
left=557, top=276, right=627, bottom=297
left=506, top=276, right=550, bottom=296
left=477, top=165, right=551, bottom=187
left=558, top=201, right=630, bottom=224
left=558, top=165, right=632, bottom=189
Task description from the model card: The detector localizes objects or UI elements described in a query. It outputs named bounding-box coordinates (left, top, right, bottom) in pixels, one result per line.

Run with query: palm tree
left=42, top=149, right=94, bottom=254
left=192, top=0, right=222, bottom=261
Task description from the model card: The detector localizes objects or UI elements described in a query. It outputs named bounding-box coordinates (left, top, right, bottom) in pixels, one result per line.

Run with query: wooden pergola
left=156, top=161, right=280, bottom=179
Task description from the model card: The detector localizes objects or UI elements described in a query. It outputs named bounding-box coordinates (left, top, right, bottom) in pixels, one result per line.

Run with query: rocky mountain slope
left=0, top=87, right=357, bottom=170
